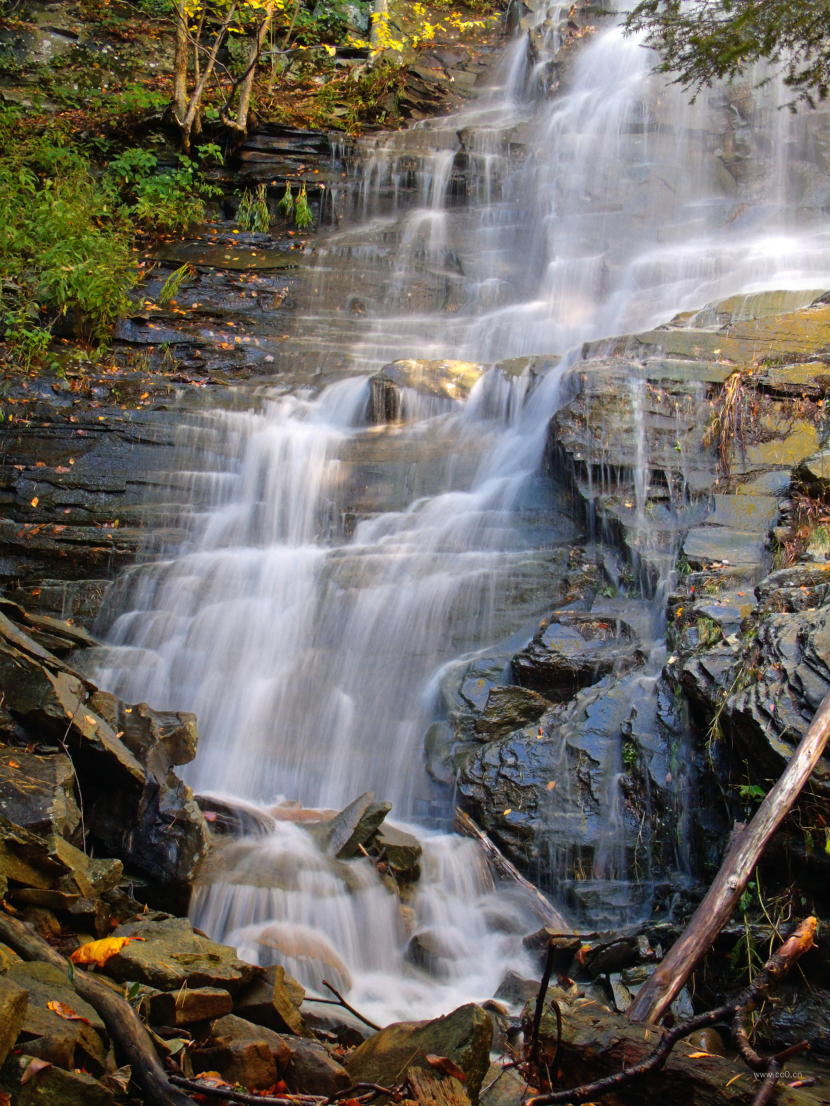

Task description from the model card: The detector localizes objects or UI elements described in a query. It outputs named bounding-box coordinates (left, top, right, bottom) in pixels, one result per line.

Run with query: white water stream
left=86, top=10, right=830, bottom=1023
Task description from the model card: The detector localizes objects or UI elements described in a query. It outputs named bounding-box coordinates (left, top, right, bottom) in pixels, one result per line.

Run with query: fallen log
left=0, top=910, right=194, bottom=1106
left=628, top=688, right=830, bottom=1025
left=454, top=809, right=571, bottom=930
left=523, top=917, right=818, bottom=1106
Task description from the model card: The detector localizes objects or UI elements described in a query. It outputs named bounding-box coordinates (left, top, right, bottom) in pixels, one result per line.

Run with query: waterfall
left=84, top=8, right=830, bottom=1017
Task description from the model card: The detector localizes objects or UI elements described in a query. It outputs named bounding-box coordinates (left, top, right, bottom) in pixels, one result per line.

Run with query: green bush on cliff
left=0, top=112, right=136, bottom=365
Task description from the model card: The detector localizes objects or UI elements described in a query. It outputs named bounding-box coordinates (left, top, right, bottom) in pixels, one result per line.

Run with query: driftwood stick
left=530, top=939, right=557, bottom=1064
left=524, top=917, right=817, bottom=1106
left=750, top=1061, right=779, bottom=1106
left=628, top=689, right=830, bottom=1024
left=454, top=809, right=570, bottom=930
left=731, top=917, right=818, bottom=1072
left=322, top=979, right=381, bottom=1032
left=169, top=1076, right=328, bottom=1104
left=0, top=911, right=194, bottom=1106
left=326, top=1084, right=400, bottom=1102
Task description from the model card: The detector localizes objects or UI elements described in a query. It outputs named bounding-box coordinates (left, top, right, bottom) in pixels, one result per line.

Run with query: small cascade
left=85, top=2, right=830, bottom=1010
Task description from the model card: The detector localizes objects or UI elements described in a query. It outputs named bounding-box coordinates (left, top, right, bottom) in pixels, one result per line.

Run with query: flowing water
left=85, top=8, right=830, bottom=1021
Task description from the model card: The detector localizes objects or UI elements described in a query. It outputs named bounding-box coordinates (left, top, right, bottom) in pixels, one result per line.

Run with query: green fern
left=295, top=182, right=313, bottom=230
left=277, top=181, right=294, bottom=218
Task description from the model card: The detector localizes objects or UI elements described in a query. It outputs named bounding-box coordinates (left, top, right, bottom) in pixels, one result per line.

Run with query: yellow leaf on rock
left=70, top=936, right=145, bottom=967
left=31, top=497, right=38, bottom=507
left=546, top=781, right=556, bottom=790
left=503, top=809, right=512, bottom=816
left=688, top=1051, right=714, bottom=1059
left=47, top=1000, right=91, bottom=1025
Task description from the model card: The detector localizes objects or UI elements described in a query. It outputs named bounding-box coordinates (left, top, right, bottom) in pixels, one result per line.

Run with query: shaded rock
left=234, top=964, right=312, bottom=1037
left=794, top=448, right=830, bottom=495
left=5, top=961, right=108, bottom=1074
left=0, top=1053, right=114, bottom=1106
left=375, top=823, right=422, bottom=871
left=190, top=1039, right=278, bottom=1090
left=300, top=1003, right=371, bottom=1047
left=512, top=614, right=639, bottom=702
left=0, top=975, right=28, bottom=1068
left=146, top=985, right=234, bottom=1027
left=474, top=686, right=551, bottom=739
left=0, top=941, right=22, bottom=973
left=346, top=1003, right=493, bottom=1103
left=284, top=1036, right=351, bottom=1096
left=105, top=914, right=259, bottom=995
left=0, top=620, right=209, bottom=887
left=0, top=815, right=70, bottom=889
left=311, top=792, right=392, bottom=859
left=0, top=749, right=81, bottom=843
left=479, top=1062, right=529, bottom=1106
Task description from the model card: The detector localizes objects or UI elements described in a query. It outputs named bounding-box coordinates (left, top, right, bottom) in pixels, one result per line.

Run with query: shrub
left=0, top=112, right=136, bottom=363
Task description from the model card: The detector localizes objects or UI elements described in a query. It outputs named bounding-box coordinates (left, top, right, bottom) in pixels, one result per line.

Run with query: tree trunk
left=627, top=689, right=830, bottom=1026
left=223, top=3, right=274, bottom=136
left=179, top=2, right=238, bottom=152
left=173, top=2, right=188, bottom=120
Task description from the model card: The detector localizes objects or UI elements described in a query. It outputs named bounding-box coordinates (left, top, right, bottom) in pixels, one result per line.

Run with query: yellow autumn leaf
left=687, top=1051, right=714, bottom=1059
left=47, top=1000, right=91, bottom=1025
left=323, top=44, right=336, bottom=55
left=31, top=497, right=38, bottom=507
left=70, top=936, right=145, bottom=967
left=546, top=781, right=556, bottom=790
left=503, top=808, right=512, bottom=816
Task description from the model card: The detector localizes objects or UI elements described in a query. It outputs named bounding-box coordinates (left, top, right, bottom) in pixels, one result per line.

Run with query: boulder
left=474, top=686, right=551, bottom=739
left=375, top=823, right=422, bottom=871
left=0, top=815, right=70, bottom=889
left=0, top=941, right=22, bottom=974
left=104, top=914, right=259, bottom=995
left=404, top=930, right=456, bottom=977
left=5, top=961, right=108, bottom=1074
left=311, top=792, right=392, bottom=859
left=0, top=620, right=209, bottom=887
left=346, top=1003, right=493, bottom=1103
left=233, top=964, right=311, bottom=1037
left=0, top=1053, right=114, bottom=1106
left=0, top=748, right=81, bottom=842
left=190, top=1039, right=278, bottom=1090
left=369, top=360, right=483, bottom=423
left=146, top=985, right=234, bottom=1026
left=512, top=614, right=640, bottom=702
left=0, top=975, right=28, bottom=1068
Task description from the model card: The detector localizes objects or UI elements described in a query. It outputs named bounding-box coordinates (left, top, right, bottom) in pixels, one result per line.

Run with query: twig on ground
left=169, top=1076, right=326, bottom=1104
left=524, top=917, right=818, bottom=1106
left=321, top=979, right=381, bottom=1032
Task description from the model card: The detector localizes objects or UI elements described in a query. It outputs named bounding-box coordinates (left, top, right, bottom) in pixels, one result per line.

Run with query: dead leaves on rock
left=70, top=935, right=145, bottom=966
left=21, top=1057, right=52, bottom=1084
left=47, top=998, right=92, bottom=1024
left=424, top=1055, right=467, bottom=1082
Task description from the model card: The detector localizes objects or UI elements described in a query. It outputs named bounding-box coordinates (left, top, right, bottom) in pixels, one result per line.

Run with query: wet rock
left=105, top=914, right=259, bottom=995
left=493, top=971, right=540, bottom=1006
left=346, top=1003, right=493, bottom=1102
left=146, top=985, right=234, bottom=1026
left=300, top=1003, right=371, bottom=1046
left=0, top=1053, right=114, bottom=1106
left=0, top=748, right=81, bottom=843
left=474, top=686, right=551, bottom=739
left=512, top=614, right=640, bottom=701
left=0, top=619, right=209, bottom=887
left=5, top=961, right=108, bottom=1074
left=404, top=930, right=456, bottom=977
left=369, top=360, right=483, bottom=423
left=311, top=791, right=392, bottom=859
left=375, top=823, right=422, bottom=871
left=424, top=720, right=475, bottom=787
left=0, top=815, right=71, bottom=889
left=0, top=975, right=28, bottom=1068
left=479, top=1062, right=528, bottom=1106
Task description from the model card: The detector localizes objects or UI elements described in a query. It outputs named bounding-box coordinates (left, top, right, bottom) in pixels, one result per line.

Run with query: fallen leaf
left=687, top=1051, right=714, bottom=1059
left=21, top=1057, right=52, bottom=1084
left=31, top=497, right=38, bottom=507
left=546, top=781, right=556, bottom=790
left=725, top=1074, right=743, bottom=1087
left=503, top=808, right=512, bottom=816
left=70, top=936, right=145, bottom=967
left=7, top=761, right=19, bottom=769
left=425, top=1055, right=467, bottom=1082
left=0, top=1090, right=11, bottom=1106
left=102, top=1067, right=132, bottom=1094
left=47, top=1000, right=91, bottom=1025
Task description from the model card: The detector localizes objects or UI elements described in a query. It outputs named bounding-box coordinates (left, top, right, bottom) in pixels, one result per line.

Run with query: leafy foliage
left=625, top=0, right=830, bottom=108
left=0, top=112, right=135, bottom=364
left=237, top=183, right=271, bottom=231
left=105, top=143, right=223, bottom=234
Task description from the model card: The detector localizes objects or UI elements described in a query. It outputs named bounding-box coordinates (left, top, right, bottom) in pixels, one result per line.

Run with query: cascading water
left=84, top=4, right=830, bottom=1019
